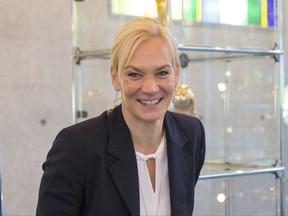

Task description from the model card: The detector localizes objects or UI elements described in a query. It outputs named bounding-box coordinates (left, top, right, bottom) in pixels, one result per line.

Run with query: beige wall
left=0, top=0, right=287, bottom=215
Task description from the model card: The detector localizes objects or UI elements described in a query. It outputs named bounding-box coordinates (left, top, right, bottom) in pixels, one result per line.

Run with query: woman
left=36, top=17, right=205, bottom=216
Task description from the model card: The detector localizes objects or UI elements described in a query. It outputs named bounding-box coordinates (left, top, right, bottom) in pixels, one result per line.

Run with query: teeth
left=140, top=99, right=160, bottom=105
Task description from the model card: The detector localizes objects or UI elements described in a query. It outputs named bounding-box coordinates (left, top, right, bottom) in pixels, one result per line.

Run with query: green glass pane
left=183, top=0, right=196, bottom=20
left=248, top=0, right=261, bottom=25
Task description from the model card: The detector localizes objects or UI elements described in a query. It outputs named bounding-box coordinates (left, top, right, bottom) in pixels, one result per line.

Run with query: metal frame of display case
left=71, top=0, right=286, bottom=215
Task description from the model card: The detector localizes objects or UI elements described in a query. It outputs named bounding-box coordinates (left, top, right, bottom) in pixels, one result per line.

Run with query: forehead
left=129, top=37, right=172, bottom=62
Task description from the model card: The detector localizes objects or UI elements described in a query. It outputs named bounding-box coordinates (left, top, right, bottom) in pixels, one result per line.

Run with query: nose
left=142, top=76, right=159, bottom=94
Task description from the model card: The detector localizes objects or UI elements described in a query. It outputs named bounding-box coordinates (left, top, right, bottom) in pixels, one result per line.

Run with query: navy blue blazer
left=36, top=105, right=205, bottom=216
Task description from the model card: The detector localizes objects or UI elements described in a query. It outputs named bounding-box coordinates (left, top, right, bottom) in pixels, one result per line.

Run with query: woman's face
left=111, top=37, right=179, bottom=125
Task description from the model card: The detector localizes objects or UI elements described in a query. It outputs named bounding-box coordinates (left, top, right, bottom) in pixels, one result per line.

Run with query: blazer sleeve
left=194, top=118, right=206, bottom=184
left=36, top=128, right=86, bottom=216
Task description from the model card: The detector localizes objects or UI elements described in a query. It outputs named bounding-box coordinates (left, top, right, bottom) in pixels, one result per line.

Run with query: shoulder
left=58, top=110, right=109, bottom=139
left=164, top=111, right=205, bottom=150
left=165, top=111, right=204, bottom=133
left=50, top=110, right=110, bottom=157
left=165, top=112, right=205, bottom=161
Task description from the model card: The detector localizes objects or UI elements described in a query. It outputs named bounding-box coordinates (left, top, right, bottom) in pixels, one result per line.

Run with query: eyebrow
left=124, top=64, right=172, bottom=71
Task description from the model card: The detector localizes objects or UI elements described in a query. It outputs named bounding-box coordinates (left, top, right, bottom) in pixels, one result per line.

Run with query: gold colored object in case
left=173, top=84, right=195, bottom=116
left=155, top=0, right=168, bottom=27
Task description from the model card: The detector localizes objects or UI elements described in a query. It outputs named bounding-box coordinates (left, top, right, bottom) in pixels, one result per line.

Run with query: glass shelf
left=72, top=45, right=283, bottom=64
left=200, top=160, right=285, bottom=180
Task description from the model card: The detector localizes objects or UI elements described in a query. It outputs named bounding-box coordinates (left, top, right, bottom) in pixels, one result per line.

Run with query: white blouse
left=135, top=135, right=171, bottom=216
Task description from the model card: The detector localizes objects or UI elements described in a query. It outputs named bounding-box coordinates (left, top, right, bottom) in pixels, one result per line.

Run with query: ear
left=110, top=67, right=121, bottom=91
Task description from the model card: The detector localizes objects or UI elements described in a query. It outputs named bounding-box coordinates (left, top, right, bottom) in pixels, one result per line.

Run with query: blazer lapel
left=164, top=113, right=194, bottom=215
left=105, top=108, right=194, bottom=215
left=107, top=106, right=140, bottom=216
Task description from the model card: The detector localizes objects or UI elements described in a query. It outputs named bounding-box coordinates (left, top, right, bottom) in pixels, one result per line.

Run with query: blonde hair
left=110, top=17, right=180, bottom=74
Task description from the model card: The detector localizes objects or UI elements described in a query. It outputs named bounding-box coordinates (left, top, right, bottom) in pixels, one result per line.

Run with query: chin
left=138, top=111, right=166, bottom=123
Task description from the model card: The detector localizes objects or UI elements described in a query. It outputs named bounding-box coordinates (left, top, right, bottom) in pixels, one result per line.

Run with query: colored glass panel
left=267, top=0, right=274, bottom=27
left=261, top=0, right=267, bottom=27
left=248, top=0, right=261, bottom=25
left=110, top=0, right=274, bottom=28
left=196, top=0, right=202, bottom=21
left=183, top=0, right=196, bottom=20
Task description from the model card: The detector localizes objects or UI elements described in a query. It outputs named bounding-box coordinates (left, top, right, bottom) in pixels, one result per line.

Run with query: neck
left=125, top=119, right=165, bottom=155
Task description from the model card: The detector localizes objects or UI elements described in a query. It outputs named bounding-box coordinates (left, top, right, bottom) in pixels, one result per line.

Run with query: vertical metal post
left=276, top=0, right=286, bottom=215
left=224, top=62, right=231, bottom=216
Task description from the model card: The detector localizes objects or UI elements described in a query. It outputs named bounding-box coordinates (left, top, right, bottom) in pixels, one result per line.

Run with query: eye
left=156, top=71, right=169, bottom=78
left=127, top=72, right=142, bottom=78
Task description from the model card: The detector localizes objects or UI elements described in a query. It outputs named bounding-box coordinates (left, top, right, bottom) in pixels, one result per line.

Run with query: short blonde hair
left=110, top=17, right=180, bottom=74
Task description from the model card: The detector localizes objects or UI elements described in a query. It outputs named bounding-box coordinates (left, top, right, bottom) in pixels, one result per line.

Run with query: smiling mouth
left=139, top=98, right=161, bottom=105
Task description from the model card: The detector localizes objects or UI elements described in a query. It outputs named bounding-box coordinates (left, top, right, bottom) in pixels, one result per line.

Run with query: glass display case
left=71, top=0, right=286, bottom=215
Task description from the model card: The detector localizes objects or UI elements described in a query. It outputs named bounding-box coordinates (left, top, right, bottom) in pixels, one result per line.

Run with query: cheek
left=160, top=80, right=178, bottom=94
left=121, top=81, right=140, bottom=97
left=169, top=77, right=179, bottom=88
